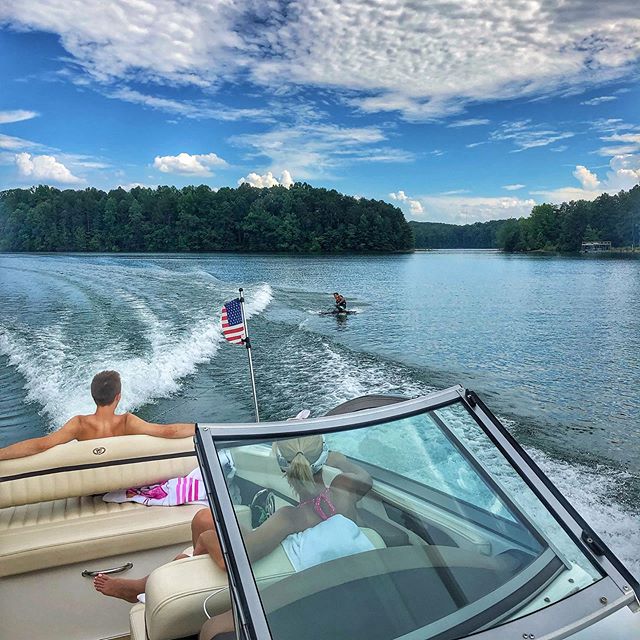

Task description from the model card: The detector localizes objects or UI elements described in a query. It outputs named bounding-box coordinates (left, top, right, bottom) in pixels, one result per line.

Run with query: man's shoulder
left=63, top=414, right=85, bottom=430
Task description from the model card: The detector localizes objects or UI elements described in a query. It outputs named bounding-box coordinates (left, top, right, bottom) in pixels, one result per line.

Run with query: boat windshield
left=206, top=400, right=603, bottom=640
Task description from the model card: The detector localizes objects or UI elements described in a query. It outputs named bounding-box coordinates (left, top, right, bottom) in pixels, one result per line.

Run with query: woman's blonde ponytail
left=275, top=435, right=324, bottom=496
left=287, top=451, right=315, bottom=495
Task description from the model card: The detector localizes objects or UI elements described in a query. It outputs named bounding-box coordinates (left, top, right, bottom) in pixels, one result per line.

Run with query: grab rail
left=81, top=562, right=133, bottom=578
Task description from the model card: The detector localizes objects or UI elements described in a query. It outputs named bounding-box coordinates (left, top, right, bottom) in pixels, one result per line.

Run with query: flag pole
left=238, top=288, right=260, bottom=423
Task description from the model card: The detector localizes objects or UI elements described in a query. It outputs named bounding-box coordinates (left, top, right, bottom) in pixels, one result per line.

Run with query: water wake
left=532, top=449, right=640, bottom=581
left=0, top=280, right=272, bottom=428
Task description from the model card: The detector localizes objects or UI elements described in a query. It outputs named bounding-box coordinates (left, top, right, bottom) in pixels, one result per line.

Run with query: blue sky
left=1, top=1, right=639, bottom=223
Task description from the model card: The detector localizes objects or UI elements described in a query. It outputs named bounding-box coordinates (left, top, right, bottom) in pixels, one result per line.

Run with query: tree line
left=0, top=183, right=413, bottom=253
left=496, top=186, right=640, bottom=252
left=410, top=219, right=508, bottom=249
left=2, top=183, right=638, bottom=254
left=411, top=185, right=640, bottom=252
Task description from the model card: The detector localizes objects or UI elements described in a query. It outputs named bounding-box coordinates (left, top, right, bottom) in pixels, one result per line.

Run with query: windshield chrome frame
left=195, top=385, right=638, bottom=640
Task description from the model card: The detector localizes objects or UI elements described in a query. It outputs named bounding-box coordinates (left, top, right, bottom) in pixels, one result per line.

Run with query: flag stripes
left=221, top=298, right=246, bottom=344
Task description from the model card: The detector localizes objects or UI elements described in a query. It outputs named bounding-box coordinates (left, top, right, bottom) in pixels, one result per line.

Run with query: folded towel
left=103, top=467, right=208, bottom=506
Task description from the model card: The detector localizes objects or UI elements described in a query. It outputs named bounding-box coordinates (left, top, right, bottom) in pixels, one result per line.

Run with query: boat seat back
left=141, top=527, right=386, bottom=640
left=0, top=435, right=197, bottom=508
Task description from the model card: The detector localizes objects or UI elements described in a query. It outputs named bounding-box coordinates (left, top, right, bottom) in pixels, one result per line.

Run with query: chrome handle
left=81, top=562, right=133, bottom=578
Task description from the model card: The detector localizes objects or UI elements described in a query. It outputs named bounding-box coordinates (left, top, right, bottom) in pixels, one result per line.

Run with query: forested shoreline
left=411, top=185, right=640, bottom=252
left=410, top=219, right=507, bottom=249
left=0, top=184, right=413, bottom=253
left=1, top=183, right=638, bottom=254
left=496, top=185, right=640, bottom=252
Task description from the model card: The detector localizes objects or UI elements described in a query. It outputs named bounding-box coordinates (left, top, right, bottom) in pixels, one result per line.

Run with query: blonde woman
left=199, top=435, right=373, bottom=639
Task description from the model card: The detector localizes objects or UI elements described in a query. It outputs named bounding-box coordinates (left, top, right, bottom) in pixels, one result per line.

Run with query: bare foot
left=93, top=574, right=147, bottom=603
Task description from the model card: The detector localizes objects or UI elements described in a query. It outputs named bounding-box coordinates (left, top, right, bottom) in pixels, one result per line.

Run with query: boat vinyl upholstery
left=0, top=435, right=203, bottom=577
left=0, top=435, right=198, bottom=508
left=135, top=528, right=386, bottom=640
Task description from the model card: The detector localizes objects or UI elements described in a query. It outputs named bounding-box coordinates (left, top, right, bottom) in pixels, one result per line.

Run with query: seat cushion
left=142, top=526, right=386, bottom=640
left=0, top=495, right=205, bottom=577
left=130, top=602, right=147, bottom=640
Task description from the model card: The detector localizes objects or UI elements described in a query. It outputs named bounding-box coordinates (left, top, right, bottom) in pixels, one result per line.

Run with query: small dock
left=581, top=241, right=611, bottom=253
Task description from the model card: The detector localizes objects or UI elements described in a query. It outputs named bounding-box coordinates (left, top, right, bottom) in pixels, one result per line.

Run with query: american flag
left=221, top=298, right=246, bottom=344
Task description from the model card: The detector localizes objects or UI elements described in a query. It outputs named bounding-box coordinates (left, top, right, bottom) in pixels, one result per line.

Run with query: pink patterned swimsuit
left=298, top=487, right=337, bottom=521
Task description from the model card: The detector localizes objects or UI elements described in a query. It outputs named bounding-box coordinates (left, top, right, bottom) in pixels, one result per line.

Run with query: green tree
left=497, top=219, right=527, bottom=252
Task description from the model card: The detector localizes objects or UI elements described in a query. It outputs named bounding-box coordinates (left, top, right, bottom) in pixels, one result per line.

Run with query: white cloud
left=503, top=184, right=526, bottom=191
left=447, top=119, right=490, bottom=128
left=2, top=1, right=639, bottom=119
left=590, top=118, right=636, bottom=134
left=581, top=96, right=617, bottom=106
left=389, top=190, right=424, bottom=215
left=600, top=132, right=640, bottom=144
left=15, top=152, right=83, bottom=184
left=0, top=1, right=242, bottom=86
left=409, top=200, right=425, bottom=215
left=533, top=124, right=640, bottom=201
left=573, top=165, right=600, bottom=190
left=0, top=133, right=43, bottom=151
left=109, top=88, right=270, bottom=122
left=489, top=120, right=575, bottom=152
left=57, top=153, right=110, bottom=170
left=232, top=123, right=412, bottom=180
left=533, top=154, right=640, bottom=202
left=0, top=110, right=39, bottom=124
left=417, top=195, right=537, bottom=223
left=280, top=170, right=294, bottom=188
left=238, top=170, right=294, bottom=188
left=117, top=182, right=157, bottom=191
left=152, top=152, right=227, bottom=176
left=593, top=127, right=640, bottom=156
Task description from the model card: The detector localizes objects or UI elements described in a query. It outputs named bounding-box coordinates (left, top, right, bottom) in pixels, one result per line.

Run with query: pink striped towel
left=103, top=467, right=207, bottom=506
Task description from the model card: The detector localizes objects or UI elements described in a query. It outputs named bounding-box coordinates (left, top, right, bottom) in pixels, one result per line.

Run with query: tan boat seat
left=137, top=527, right=386, bottom=640
left=0, top=435, right=221, bottom=578
left=0, top=495, right=207, bottom=577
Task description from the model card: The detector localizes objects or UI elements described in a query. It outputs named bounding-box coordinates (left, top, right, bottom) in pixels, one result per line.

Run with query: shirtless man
left=0, top=370, right=195, bottom=461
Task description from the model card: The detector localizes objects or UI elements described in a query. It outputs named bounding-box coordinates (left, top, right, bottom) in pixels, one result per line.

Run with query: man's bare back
left=73, top=412, right=129, bottom=440
left=70, top=410, right=193, bottom=441
left=0, top=370, right=194, bottom=461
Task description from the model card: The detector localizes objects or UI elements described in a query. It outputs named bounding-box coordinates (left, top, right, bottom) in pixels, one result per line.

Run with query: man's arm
left=0, top=417, right=81, bottom=461
left=124, top=414, right=195, bottom=439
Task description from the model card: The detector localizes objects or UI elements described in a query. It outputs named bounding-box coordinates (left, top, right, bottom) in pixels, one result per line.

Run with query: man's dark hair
left=91, top=370, right=122, bottom=406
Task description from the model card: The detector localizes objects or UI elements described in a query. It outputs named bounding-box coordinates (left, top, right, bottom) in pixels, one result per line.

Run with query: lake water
left=0, top=251, right=638, bottom=575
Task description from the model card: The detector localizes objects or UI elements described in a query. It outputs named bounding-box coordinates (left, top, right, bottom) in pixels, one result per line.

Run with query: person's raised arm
left=326, top=450, right=373, bottom=497
left=124, top=413, right=195, bottom=439
left=0, top=417, right=80, bottom=461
